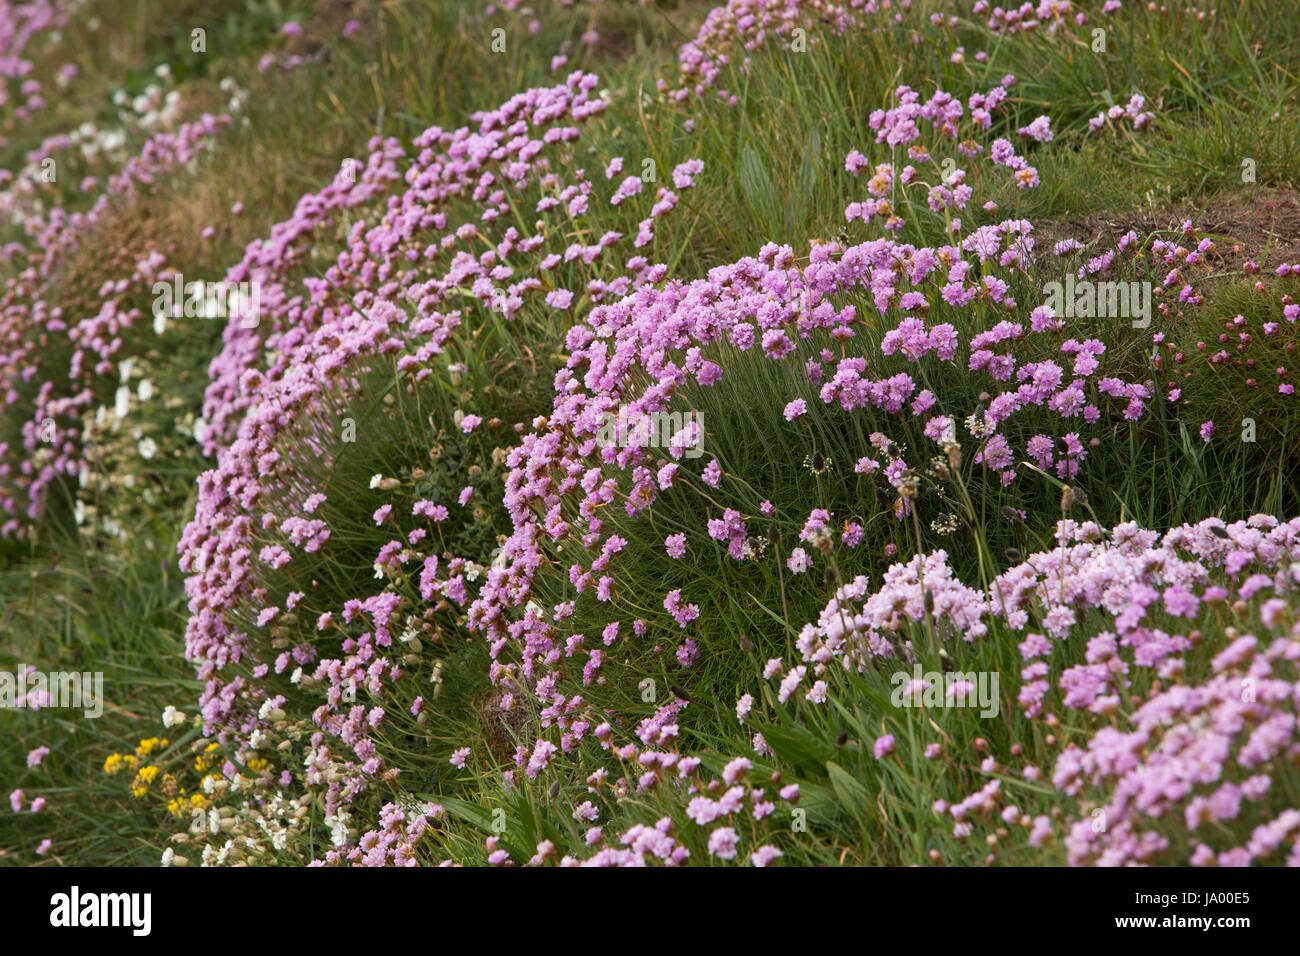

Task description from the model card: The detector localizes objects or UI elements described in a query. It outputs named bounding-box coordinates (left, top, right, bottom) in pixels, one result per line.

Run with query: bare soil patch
left=1034, top=187, right=1300, bottom=269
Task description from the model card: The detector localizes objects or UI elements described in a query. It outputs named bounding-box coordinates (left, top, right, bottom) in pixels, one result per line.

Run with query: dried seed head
left=1060, top=486, right=1076, bottom=511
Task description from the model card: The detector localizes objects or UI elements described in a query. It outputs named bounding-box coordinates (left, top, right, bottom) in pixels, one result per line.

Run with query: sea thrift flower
left=736, top=694, right=754, bottom=723
left=707, top=827, right=739, bottom=859
left=751, top=844, right=782, bottom=867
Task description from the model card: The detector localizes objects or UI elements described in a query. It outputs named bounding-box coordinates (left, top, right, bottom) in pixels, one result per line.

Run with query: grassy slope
left=0, top=0, right=716, bottom=865
left=2, top=0, right=1299, bottom=865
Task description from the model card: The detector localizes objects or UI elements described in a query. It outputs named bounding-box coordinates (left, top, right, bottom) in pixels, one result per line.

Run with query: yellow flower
left=130, top=764, right=161, bottom=798
left=135, top=737, right=169, bottom=759
left=106, top=753, right=141, bottom=775
left=194, top=742, right=221, bottom=772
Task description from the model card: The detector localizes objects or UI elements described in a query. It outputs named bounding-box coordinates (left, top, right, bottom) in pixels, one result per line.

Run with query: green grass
left=2, top=0, right=717, bottom=865
left=4, top=0, right=1300, bottom=867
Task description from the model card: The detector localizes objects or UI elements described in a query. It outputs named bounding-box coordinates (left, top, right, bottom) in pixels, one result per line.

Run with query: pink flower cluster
left=786, top=513, right=1300, bottom=865
left=0, top=112, right=231, bottom=537
left=176, top=72, right=707, bottom=848
left=664, top=0, right=886, bottom=107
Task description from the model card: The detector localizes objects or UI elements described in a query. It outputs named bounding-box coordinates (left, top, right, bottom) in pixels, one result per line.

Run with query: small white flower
left=369, top=473, right=383, bottom=489
left=257, top=700, right=285, bottom=722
